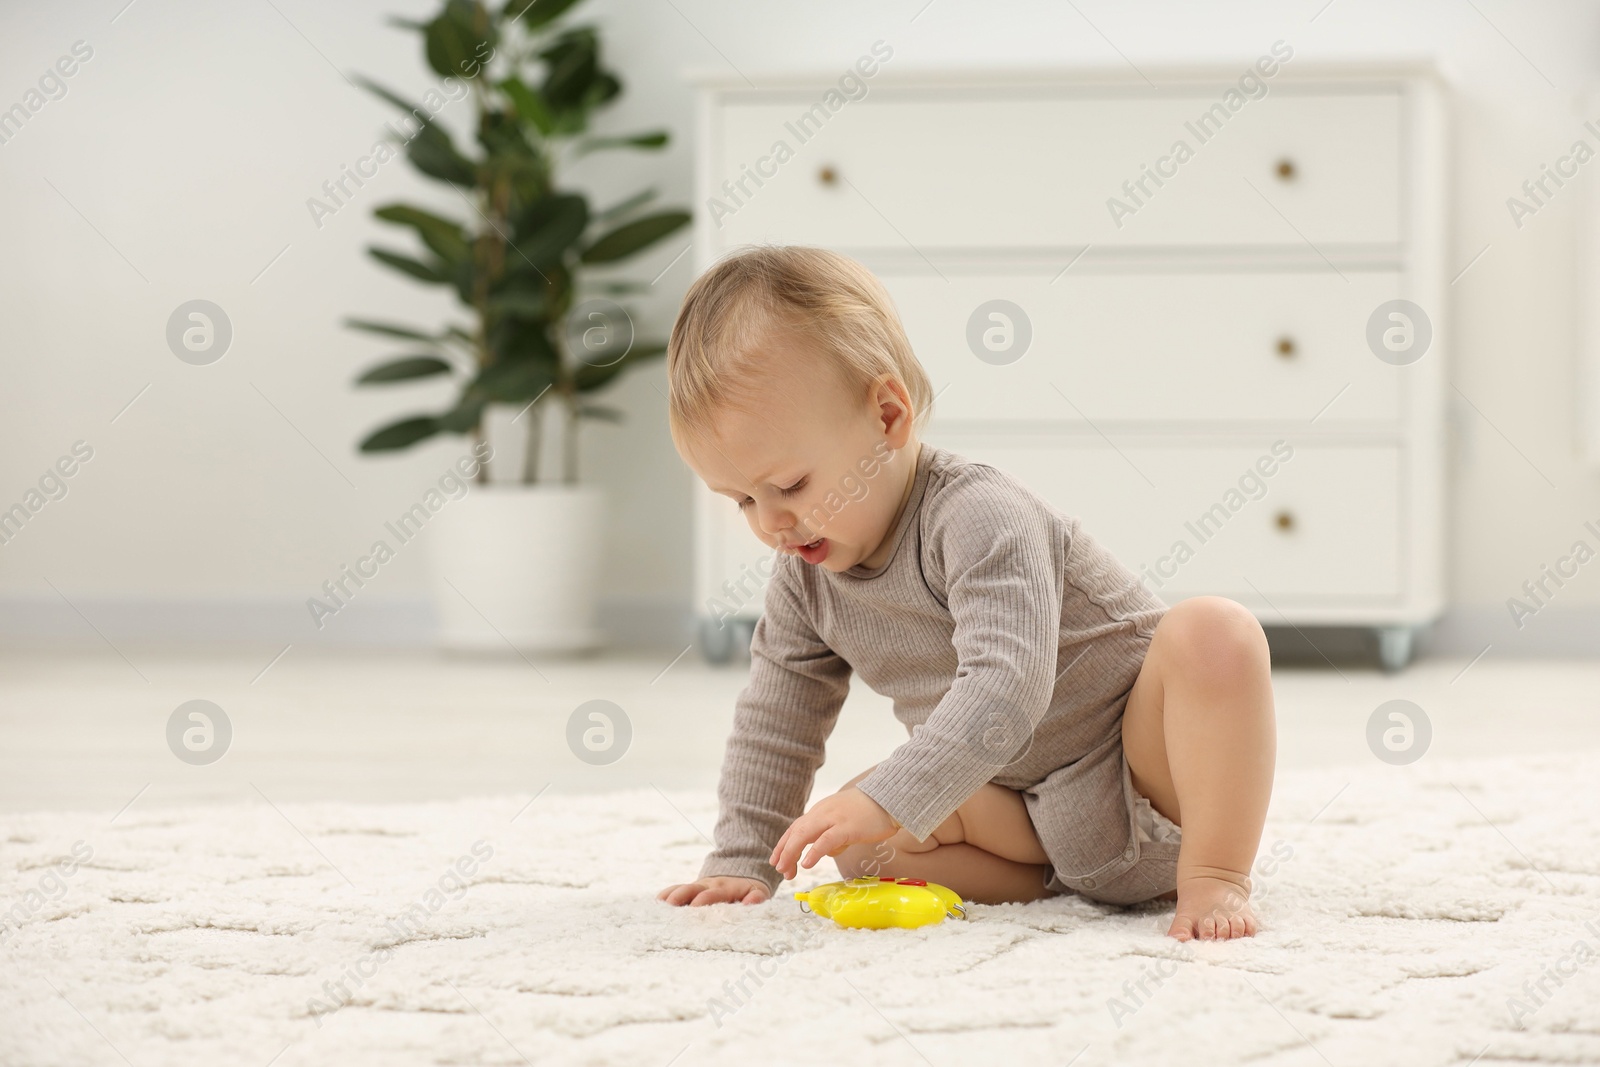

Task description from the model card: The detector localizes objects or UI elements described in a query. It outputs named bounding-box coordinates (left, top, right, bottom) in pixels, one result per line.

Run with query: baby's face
left=677, top=339, right=915, bottom=573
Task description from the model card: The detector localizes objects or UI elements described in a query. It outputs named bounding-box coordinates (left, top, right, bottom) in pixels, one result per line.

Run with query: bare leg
left=832, top=767, right=1056, bottom=905
left=1121, top=595, right=1276, bottom=940
left=842, top=841, right=1056, bottom=906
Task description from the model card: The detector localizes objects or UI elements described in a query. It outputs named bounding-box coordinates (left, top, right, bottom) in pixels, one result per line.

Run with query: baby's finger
left=689, top=884, right=727, bottom=906
left=771, top=839, right=798, bottom=879
left=770, top=825, right=801, bottom=876
left=659, top=883, right=697, bottom=905
left=773, top=819, right=820, bottom=879
left=801, top=827, right=848, bottom=869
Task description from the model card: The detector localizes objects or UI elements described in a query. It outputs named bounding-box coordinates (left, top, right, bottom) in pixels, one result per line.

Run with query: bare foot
left=1167, top=874, right=1258, bottom=940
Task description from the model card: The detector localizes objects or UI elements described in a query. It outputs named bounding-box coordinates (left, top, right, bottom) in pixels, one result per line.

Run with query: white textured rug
left=4, top=751, right=1600, bottom=1067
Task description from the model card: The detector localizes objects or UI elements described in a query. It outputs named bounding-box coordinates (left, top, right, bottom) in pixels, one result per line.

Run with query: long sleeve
left=697, top=559, right=853, bottom=895
left=852, top=469, right=1063, bottom=841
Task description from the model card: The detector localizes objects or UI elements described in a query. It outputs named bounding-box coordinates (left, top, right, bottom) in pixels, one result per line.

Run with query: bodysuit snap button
left=1124, top=845, right=1136, bottom=860
left=1081, top=877, right=1096, bottom=889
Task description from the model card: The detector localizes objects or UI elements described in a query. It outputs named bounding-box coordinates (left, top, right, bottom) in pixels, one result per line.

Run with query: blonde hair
left=666, top=245, right=934, bottom=443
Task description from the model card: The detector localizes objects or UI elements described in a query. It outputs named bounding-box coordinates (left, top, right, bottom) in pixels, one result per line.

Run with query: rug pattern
left=4, top=752, right=1599, bottom=1066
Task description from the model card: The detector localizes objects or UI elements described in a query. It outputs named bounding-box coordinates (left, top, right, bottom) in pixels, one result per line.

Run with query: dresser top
left=685, top=57, right=1445, bottom=91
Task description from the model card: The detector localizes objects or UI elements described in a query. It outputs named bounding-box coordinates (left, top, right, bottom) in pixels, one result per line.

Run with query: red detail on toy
left=879, top=876, right=895, bottom=882
left=896, top=878, right=928, bottom=886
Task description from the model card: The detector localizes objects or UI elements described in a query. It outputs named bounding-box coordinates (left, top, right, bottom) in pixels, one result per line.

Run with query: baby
left=655, top=246, right=1276, bottom=940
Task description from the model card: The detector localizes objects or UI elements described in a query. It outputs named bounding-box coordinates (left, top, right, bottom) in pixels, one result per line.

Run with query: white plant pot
left=426, top=484, right=606, bottom=654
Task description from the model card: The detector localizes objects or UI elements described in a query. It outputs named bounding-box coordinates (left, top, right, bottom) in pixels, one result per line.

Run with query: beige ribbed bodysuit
left=697, top=441, right=1180, bottom=905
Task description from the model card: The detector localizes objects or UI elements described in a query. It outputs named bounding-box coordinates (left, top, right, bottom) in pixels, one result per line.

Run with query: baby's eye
left=734, top=478, right=806, bottom=511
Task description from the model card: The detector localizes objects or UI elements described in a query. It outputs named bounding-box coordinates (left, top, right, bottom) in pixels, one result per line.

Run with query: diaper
left=1132, top=789, right=1182, bottom=845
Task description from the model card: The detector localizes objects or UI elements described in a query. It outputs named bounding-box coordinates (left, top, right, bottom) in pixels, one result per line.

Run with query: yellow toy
left=794, top=876, right=967, bottom=929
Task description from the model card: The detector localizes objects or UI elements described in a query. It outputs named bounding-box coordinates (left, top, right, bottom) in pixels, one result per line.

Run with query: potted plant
left=347, top=0, right=688, bottom=653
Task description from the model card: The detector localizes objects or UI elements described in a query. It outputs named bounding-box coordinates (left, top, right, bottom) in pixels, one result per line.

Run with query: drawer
left=885, top=271, right=1406, bottom=425
left=929, top=438, right=1402, bottom=601
left=710, top=90, right=1401, bottom=250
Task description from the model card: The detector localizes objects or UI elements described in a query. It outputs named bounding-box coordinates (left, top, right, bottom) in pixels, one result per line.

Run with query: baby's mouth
left=785, top=537, right=830, bottom=564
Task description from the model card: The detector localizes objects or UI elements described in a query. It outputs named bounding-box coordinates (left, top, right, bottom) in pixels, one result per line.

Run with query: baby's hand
left=769, top=787, right=900, bottom=881
left=657, top=876, right=770, bottom=907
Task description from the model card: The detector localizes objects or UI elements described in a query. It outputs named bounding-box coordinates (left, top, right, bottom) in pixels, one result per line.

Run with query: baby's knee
left=834, top=828, right=933, bottom=878
left=833, top=838, right=896, bottom=878
left=1160, top=596, right=1268, bottom=680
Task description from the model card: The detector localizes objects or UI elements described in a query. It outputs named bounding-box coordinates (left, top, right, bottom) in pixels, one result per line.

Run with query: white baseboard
left=0, top=593, right=695, bottom=652
left=1418, top=603, right=1600, bottom=659
left=1253, top=605, right=1600, bottom=665
left=0, top=596, right=1592, bottom=660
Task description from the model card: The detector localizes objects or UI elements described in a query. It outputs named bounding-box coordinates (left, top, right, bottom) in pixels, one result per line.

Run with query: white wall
left=3, top=0, right=1598, bottom=653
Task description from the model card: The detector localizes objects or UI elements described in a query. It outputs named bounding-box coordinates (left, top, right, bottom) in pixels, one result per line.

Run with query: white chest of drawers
left=688, top=61, right=1448, bottom=670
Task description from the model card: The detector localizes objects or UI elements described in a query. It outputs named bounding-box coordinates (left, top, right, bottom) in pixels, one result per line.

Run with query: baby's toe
left=1220, top=908, right=1258, bottom=939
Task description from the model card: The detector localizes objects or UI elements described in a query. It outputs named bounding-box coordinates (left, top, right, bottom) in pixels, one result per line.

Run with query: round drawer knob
left=1274, top=510, right=1295, bottom=532
left=818, top=165, right=838, bottom=186
left=1275, top=158, right=1296, bottom=181
left=1276, top=336, right=1296, bottom=358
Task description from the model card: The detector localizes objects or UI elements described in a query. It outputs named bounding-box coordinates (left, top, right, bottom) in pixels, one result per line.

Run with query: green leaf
left=574, top=130, right=668, bottom=156
left=595, top=188, right=656, bottom=224
left=375, top=204, right=464, bottom=232
left=473, top=358, right=558, bottom=403
left=578, top=280, right=649, bottom=295
left=355, top=76, right=423, bottom=116
left=374, top=204, right=471, bottom=264
left=426, top=0, right=496, bottom=80
left=358, top=78, right=479, bottom=185
left=345, top=318, right=440, bottom=341
left=573, top=342, right=664, bottom=392
left=504, top=0, right=584, bottom=29
left=360, top=415, right=440, bottom=452
left=436, top=395, right=489, bottom=433
left=540, top=28, right=599, bottom=110
left=579, top=211, right=690, bottom=264
left=355, top=356, right=455, bottom=384
left=476, top=108, right=535, bottom=162
left=368, top=247, right=449, bottom=284
left=489, top=290, right=548, bottom=318
left=517, top=194, right=589, bottom=264
left=546, top=106, right=589, bottom=137
left=577, top=402, right=624, bottom=422
left=448, top=255, right=476, bottom=306
left=357, top=79, right=477, bottom=185
left=492, top=318, right=561, bottom=365
left=405, top=123, right=479, bottom=185
left=499, top=77, right=555, bottom=136
left=583, top=72, right=621, bottom=110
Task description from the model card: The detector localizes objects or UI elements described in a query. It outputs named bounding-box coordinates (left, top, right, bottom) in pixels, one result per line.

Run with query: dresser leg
left=1375, top=626, right=1415, bottom=672
left=731, top=616, right=756, bottom=660
left=699, top=616, right=737, bottom=665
